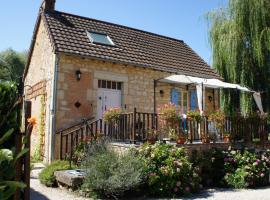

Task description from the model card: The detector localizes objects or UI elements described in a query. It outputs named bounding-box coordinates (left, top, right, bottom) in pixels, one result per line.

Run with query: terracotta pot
left=223, top=136, right=230, bottom=143
left=176, top=137, right=186, bottom=144
left=147, top=138, right=156, bottom=144
left=202, top=138, right=210, bottom=144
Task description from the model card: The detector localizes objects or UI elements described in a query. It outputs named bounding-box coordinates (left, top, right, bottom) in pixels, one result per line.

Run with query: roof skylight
left=87, top=31, right=115, bottom=46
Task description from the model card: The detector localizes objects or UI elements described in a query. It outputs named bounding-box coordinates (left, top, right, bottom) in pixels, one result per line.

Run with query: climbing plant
left=207, top=0, right=270, bottom=114
left=32, top=95, right=45, bottom=162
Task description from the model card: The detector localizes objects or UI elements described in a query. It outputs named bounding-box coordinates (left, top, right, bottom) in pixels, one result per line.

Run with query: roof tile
left=44, top=10, right=221, bottom=79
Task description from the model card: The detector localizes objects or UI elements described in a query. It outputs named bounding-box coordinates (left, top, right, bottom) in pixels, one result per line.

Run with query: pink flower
left=149, top=173, right=156, bottom=177
left=260, top=173, right=265, bottom=177
left=185, top=187, right=190, bottom=193
left=174, top=187, right=178, bottom=192
left=176, top=181, right=181, bottom=187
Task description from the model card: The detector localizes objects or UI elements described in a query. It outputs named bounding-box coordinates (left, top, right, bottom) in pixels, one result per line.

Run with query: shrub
left=224, top=150, right=270, bottom=188
left=81, top=140, right=145, bottom=198
left=0, top=81, right=19, bottom=149
left=191, top=148, right=225, bottom=187
left=139, top=143, right=201, bottom=197
left=39, top=160, right=75, bottom=187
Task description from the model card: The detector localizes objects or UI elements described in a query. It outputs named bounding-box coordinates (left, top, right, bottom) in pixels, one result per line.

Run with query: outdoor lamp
left=208, top=95, right=213, bottom=102
left=75, top=70, right=82, bottom=81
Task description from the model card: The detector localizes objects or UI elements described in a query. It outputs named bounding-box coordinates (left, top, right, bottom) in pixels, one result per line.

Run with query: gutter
left=49, top=53, right=59, bottom=162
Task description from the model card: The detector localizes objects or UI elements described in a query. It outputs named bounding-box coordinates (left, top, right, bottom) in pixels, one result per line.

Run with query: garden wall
left=110, top=142, right=270, bottom=156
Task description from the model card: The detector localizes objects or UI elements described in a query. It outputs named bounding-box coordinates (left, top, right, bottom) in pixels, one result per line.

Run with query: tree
left=207, top=0, right=270, bottom=114
left=0, top=49, right=27, bottom=83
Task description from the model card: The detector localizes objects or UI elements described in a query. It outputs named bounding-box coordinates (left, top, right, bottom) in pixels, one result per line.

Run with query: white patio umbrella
left=160, top=75, right=263, bottom=114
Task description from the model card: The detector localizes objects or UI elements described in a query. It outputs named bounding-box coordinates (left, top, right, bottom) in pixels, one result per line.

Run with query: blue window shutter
left=171, top=88, right=179, bottom=105
left=190, top=90, right=198, bottom=110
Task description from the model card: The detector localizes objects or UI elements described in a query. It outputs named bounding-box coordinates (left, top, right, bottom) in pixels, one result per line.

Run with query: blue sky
left=0, top=0, right=227, bottom=64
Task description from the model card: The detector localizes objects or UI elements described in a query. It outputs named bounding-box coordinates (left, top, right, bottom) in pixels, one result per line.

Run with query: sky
left=0, top=0, right=227, bottom=64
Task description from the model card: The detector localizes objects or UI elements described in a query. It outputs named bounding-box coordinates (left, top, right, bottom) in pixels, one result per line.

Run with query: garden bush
left=191, top=148, right=226, bottom=187
left=39, top=160, right=75, bottom=187
left=81, top=139, right=146, bottom=198
left=223, top=149, right=270, bottom=188
left=139, top=143, right=201, bottom=197
left=0, top=81, right=27, bottom=200
left=0, top=81, right=19, bottom=149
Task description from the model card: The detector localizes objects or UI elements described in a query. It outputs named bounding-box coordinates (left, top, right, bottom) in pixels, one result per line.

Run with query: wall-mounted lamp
left=75, top=70, right=82, bottom=81
left=160, top=90, right=164, bottom=97
left=208, top=95, right=213, bottom=102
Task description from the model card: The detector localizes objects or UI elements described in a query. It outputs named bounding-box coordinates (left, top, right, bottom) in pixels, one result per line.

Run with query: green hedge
left=39, top=160, right=75, bottom=187
left=0, top=81, right=19, bottom=149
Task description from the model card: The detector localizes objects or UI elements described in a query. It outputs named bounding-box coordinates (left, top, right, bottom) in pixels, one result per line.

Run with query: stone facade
left=56, top=54, right=220, bottom=131
left=24, top=17, right=56, bottom=162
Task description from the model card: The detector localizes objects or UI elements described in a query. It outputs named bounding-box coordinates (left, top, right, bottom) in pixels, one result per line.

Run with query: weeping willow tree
left=207, top=0, right=270, bottom=115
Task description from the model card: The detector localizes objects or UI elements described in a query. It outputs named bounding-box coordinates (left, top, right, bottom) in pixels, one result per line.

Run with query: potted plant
left=187, top=110, right=202, bottom=122
left=169, top=128, right=187, bottom=144
left=158, top=103, right=179, bottom=125
left=201, top=133, right=211, bottom=144
left=176, top=133, right=187, bottom=145
left=208, top=110, right=225, bottom=134
left=103, top=107, right=122, bottom=125
left=147, top=129, right=158, bottom=144
left=223, top=132, right=231, bottom=143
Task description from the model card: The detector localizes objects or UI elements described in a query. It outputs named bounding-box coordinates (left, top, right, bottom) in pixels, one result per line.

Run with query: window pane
left=117, top=82, right=121, bottom=90
left=98, top=80, right=101, bottom=88
left=88, top=31, right=114, bottom=45
left=107, top=81, right=111, bottom=89
left=102, top=80, right=106, bottom=88
left=112, top=81, right=116, bottom=89
left=178, top=91, right=182, bottom=107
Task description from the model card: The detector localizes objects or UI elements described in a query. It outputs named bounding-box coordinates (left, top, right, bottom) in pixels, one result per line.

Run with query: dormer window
left=87, top=31, right=115, bottom=46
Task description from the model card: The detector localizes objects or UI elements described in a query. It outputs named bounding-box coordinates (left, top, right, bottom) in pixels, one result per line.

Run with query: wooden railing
left=57, top=108, right=269, bottom=160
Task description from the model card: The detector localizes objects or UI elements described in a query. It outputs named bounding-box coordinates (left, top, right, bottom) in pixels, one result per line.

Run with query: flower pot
left=176, top=136, right=186, bottom=144
left=202, top=138, right=210, bottom=144
left=223, top=135, right=230, bottom=143
left=147, top=138, right=156, bottom=144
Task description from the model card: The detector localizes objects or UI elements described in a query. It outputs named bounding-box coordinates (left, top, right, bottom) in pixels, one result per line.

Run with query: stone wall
left=55, top=54, right=220, bottom=131
left=24, top=17, right=55, bottom=161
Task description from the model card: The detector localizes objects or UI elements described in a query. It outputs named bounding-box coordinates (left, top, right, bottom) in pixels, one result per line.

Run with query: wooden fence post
left=23, top=100, right=32, bottom=200
left=132, top=108, right=137, bottom=144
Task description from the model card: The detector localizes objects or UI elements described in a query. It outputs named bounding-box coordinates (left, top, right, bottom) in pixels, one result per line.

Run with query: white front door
left=97, top=88, right=122, bottom=119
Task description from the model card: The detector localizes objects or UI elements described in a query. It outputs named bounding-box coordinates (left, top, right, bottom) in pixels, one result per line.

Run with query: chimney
left=41, top=0, right=56, bottom=11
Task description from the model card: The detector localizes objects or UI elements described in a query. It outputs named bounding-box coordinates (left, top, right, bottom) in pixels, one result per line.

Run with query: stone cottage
left=24, top=0, right=221, bottom=162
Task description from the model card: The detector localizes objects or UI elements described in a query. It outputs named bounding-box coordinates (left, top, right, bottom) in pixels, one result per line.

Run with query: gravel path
left=30, top=163, right=270, bottom=200
left=181, top=187, right=270, bottom=200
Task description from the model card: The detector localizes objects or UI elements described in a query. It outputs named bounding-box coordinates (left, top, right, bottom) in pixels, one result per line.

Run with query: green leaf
left=0, top=129, right=14, bottom=145
left=14, top=148, right=28, bottom=162
left=0, top=149, right=13, bottom=163
left=0, top=181, right=26, bottom=200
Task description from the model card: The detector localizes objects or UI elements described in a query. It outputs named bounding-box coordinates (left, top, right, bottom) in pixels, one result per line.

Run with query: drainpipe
left=49, top=53, right=59, bottom=162
left=153, top=79, right=157, bottom=114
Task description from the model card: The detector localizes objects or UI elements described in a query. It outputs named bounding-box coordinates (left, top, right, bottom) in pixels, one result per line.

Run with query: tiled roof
left=43, top=10, right=221, bottom=79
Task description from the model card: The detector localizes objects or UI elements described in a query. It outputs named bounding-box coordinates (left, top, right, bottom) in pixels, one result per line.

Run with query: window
left=170, top=88, right=188, bottom=114
left=87, top=31, right=115, bottom=46
left=98, top=80, right=122, bottom=90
